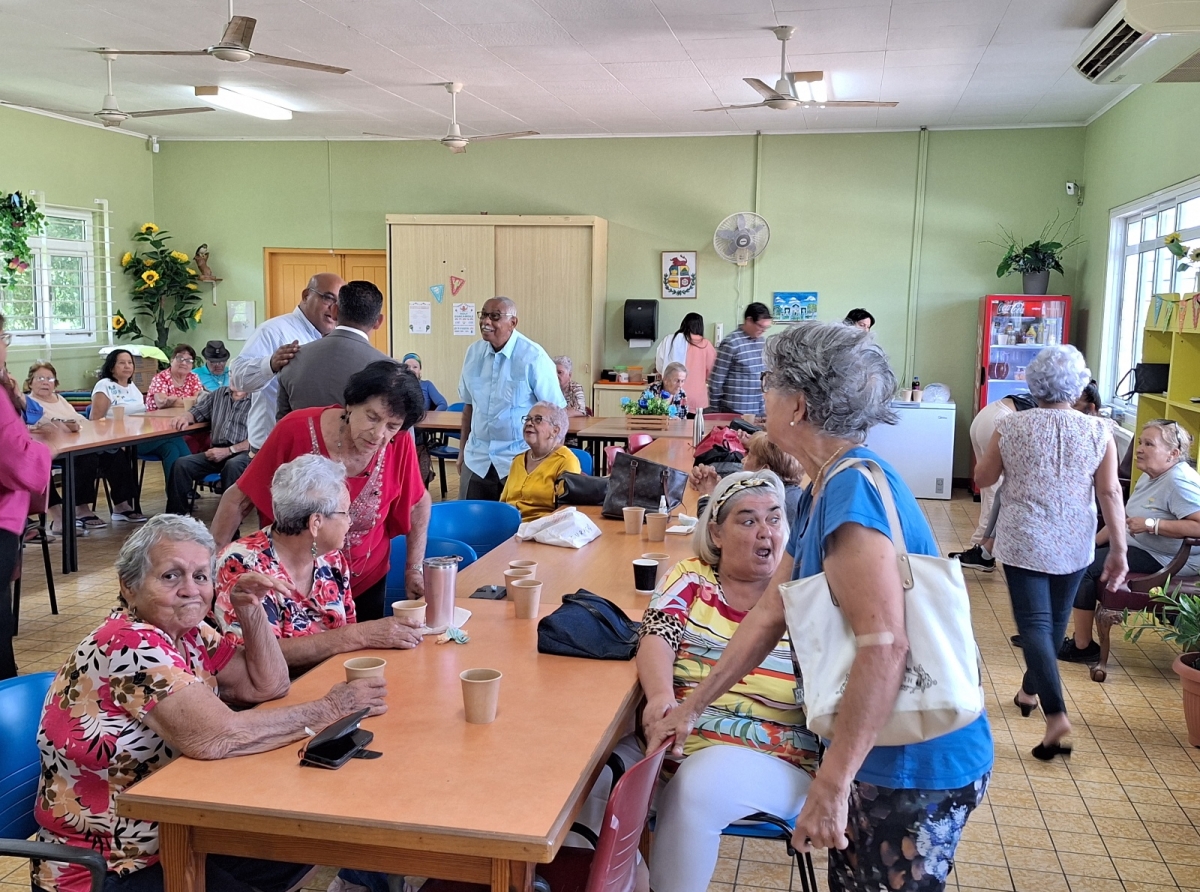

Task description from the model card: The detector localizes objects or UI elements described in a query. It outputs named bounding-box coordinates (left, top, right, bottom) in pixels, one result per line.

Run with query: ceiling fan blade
left=101, top=49, right=210, bottom=56
left=814, top=100, right=899, bottom=108
left=251, top=53, right=349, bottom=74
left=220, top=16, right=256, bottom=50
left=128, top=107, right=214, bottom=118
left=744, top=78, right=783, bottom=101
left=696, top=102, right=770, bottom=112
left=470, top=131, right=538, bottom=142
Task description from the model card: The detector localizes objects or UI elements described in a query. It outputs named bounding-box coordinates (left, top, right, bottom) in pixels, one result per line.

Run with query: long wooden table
left=32, top=409, right=207, bottom=573
left=417, top=411, right=594, bottom=435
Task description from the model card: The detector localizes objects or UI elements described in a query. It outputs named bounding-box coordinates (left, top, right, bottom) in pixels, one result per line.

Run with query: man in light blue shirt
left=457, top=297, right=565, bottom=500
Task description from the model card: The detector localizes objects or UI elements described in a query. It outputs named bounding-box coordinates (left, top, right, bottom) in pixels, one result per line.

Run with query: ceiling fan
left=1, top=51, right=213, bottom=128
left=99, top=0, right=348, bottom=75
left=365, top=82, right=538, bottom=154
left=697, top=25, right=898, bottom=112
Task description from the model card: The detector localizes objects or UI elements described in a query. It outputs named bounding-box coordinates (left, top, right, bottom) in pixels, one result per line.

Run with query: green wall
left=1078, top=83, right=1200, bottom=378
left=0, top=105, right=155, bottom=389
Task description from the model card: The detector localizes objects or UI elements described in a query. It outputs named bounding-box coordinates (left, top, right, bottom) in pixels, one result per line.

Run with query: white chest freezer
left=865, top=401, right=956, bottom=500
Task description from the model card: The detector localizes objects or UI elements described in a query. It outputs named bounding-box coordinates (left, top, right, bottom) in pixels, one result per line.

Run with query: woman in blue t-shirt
left=648, top=321, right=992, bottom=892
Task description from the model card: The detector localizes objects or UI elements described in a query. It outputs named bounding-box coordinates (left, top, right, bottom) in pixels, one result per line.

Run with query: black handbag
left=1117, top=363, right=1170, bottom=398
left=537, top=590, right=640, bottom=661
left=600, top=452, right=688, bottom=520
left=555, top=471, right=609, bottom=506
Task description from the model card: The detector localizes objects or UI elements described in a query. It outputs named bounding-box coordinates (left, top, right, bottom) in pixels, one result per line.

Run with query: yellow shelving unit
left=1134, top=292, right=1200, bottom=482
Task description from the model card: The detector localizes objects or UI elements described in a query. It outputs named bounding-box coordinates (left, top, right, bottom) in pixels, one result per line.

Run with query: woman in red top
left=212, top=361, right=431, bottom=621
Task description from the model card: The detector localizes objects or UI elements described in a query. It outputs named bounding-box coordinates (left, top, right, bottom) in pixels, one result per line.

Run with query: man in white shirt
left=230, top=272, right=343, bottom=452
left=457, top=296, right=565, bottom=500
left=276, top=280, right=391, bottom=416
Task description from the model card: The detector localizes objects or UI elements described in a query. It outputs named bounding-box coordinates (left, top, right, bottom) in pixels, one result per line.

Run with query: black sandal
left=1032, top=741, right=1072, bottom=761
left=1013, top=693, right=1036, bottom=717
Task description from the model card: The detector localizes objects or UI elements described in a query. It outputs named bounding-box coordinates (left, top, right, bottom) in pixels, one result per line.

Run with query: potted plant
left=0, top=191, right=45, bottom=288
left=1123, top=581, right=1200, bottom=747
left=114, top=223, right=203, bottom=352
left=989, top=214, right=1083, bottom=296
left=620, top=394, right=677, bottom=430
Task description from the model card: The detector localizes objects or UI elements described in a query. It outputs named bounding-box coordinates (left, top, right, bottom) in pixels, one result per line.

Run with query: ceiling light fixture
left=194, top=86, right=291, bottom=120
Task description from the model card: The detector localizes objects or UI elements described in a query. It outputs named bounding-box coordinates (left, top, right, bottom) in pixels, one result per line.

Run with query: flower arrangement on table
left=0, top=191, right=45, bottom=288
left=114, top=223, right=203, bottom=352
left=621, top=393, right=681, bottom=428
left=1164, top=232, right=1200, bottom=273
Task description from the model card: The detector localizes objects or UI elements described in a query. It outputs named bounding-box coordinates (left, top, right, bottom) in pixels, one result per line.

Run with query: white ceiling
left=0, top=0, right=1130, bottom=141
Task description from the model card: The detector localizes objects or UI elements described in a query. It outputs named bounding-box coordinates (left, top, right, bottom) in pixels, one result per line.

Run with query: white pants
left=649, top=745, right=812, bottom=892
left=968, top=399, right=1013, bottom=545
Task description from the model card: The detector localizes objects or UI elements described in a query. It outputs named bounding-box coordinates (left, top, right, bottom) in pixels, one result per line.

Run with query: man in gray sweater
left=277, top=280, right=393, bottom=418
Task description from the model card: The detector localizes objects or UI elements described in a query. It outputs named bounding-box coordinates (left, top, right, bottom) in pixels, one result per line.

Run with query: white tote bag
left=779, top=458, right=984, bottom=746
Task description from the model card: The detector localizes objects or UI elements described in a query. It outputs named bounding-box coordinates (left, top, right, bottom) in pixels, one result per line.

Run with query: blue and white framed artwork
left=773, top=292, right=818, bottom=322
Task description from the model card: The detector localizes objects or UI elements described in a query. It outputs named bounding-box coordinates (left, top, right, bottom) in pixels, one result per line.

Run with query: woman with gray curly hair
left=650, top=321, right=993, bottom=892
left=553, top=355, right=588, bottom=416
left=976, top=344, right=1126, bottom=760
left=500, top=400, right=580, bottom=520
left=32, top=514, right=387, bottom=892
left=640, top=470, right=818, bottom=892
left=214, top=454, right=424, bottom=672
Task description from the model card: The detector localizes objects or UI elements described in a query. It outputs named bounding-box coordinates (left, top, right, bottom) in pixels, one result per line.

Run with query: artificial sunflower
left=139, top=222, right=159, bottom=235
left=193, top=308, right=203, bottom=323
left=186, top=267, right=198, bottom=276
left=170, top=251, right=189, bottom=263
left=112, top=313, right=127, bottom=331
left=141, top=269, right=160, bottom=286
left=186, top=283, right=199, bottom=291
left=143, top=258, right=156, bottom=267
left=1164, top=232, right=1182, bottom=246
left=120, top=252, right=133, bottom=267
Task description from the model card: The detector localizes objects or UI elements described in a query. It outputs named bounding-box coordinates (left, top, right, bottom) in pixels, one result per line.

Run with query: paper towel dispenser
left=624, top=300, right=658, bottom=342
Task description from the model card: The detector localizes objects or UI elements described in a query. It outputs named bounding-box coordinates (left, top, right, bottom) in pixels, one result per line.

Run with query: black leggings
left=0, top=528, right=18, bottom=679
left=353, top=575, right=388, bottom=623
left=1072, top=545, right=1163, bottom=611
left=48, top=451, right=138, bottom=509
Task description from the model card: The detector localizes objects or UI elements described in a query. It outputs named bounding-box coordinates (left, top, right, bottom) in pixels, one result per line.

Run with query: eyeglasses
left=32, top=375, right=56, bottom=383
left=479, top=311, right=515, bottom=322
left=173, top=356, right=195, bottom=365
left=760, top=371, right=774, bottom=393
left=306, top=289, right=338, bottom=305
left=522, top=414, right=551, bottom=426
left=325, top=511, right=349, bottom=518
left=0, top=333, right=11, bottom=346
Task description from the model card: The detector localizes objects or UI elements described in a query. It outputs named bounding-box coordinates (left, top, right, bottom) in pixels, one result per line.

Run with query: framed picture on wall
left=662, top=251, right=698, bottom=298
left=773, top=292, right=818, bottom=322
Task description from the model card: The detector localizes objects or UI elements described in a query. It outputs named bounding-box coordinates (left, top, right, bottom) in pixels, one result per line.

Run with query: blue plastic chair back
left=384, top=536, right=479, bottom=603
left=428, top=501, right=521, bottom=557
left=429, top=402, right=466, bottom=457
left=0, top=672, right=55, bottom=840
left=568, top=447, right=593, bottom=475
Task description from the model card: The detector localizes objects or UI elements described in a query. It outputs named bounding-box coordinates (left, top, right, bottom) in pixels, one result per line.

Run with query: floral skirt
left=828, top=773, right=990, bottom=892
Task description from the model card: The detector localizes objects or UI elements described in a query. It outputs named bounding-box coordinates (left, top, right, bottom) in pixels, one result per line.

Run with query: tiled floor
left=3, top=478, right=1199, bottom=892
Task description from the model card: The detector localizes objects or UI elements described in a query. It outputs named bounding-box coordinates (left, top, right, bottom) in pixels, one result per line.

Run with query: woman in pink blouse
left=144, top=343, right=203, bottom=410
left=655, top=313, right=717, bottom=411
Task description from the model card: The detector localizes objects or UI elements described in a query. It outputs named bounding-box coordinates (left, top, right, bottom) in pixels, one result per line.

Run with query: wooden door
left=342, top=250, right=390, bottom=354
left=264, top=249, right=390, bottom=354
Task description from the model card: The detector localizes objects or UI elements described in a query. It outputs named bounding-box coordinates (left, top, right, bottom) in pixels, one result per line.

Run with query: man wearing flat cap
left=197, top=340, right=230, bottom=392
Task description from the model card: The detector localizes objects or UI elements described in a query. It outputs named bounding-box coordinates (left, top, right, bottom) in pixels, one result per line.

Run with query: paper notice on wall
left=409, top=301, right=432, bottom=335
left=453, top=303, right=476, bottom=336
left=227, top=301, right=255, bottom=340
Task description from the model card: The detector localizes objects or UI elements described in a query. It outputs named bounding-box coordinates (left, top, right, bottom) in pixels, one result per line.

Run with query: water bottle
left=911, top=376, right=921, bottom=402
left=693, top=406, right=705, bottom=448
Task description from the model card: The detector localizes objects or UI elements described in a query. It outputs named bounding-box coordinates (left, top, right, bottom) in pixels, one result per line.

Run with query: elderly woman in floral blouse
left=145, top=343, right=204, bottom=410
left=32, top=514, right=387, bottom=892
left=554, top=355, right=588, bottom=417
left=640, top=361, right=688, bottom=416
left=214, top=454, right=423, bottom=672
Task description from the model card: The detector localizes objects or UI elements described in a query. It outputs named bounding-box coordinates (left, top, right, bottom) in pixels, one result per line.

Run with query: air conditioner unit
left=1074, top=0, right=1200, bottom=84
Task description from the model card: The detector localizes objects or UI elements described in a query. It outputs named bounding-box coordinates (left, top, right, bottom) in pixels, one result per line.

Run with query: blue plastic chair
left=0, top=673, right=105, bottom=891
left=428, top=401, right=465, bottom=497
left=384, top=536, right=479, bottom=604
left=722, top=814, right=817, bottom=892
left=427, top=500, right=521, bottom=557
left=569, top=447, right=593, bottom=476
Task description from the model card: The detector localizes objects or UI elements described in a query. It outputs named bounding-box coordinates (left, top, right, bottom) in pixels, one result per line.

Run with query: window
left=0, top=207, right=102, bottom=344
left=1105, top=181, right=1200, bottom=403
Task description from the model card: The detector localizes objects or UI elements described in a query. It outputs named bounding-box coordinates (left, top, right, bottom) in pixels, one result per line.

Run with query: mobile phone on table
left=469, top=585, right=507, bottom=600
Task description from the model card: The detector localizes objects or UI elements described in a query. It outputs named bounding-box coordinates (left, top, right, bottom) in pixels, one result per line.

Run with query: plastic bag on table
left=516, top=506, right=602, bottom=549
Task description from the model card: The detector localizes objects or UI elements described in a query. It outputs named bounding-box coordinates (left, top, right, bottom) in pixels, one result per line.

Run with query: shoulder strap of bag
left=820, top=457, right=915, bottom=591
left=564, top=593, right=638, bottom=642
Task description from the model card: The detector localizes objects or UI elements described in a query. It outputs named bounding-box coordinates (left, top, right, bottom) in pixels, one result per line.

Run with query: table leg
left=491, top=859, right=534, bottom=892
left=61, top=453, right=76, bottom=574
left=159, top=823, right=205, bottom=892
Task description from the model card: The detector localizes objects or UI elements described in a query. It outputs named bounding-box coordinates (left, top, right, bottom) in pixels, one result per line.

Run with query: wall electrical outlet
left=714, top=322, right=724, bottom=344
left=935, top=478, right=944, bottom=495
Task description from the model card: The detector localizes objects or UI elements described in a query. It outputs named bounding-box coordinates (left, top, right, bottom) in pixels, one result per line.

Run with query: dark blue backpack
left=537, top=590, right=640, bottom=661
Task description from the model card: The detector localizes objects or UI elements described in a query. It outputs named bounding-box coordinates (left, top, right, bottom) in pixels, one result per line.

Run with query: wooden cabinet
left=593, top=383, right=647, bottom=417
left=386, top=215, right=607, bottom=405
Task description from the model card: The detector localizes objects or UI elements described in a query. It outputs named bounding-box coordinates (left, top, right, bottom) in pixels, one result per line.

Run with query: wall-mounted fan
left=1, top=51, right=213, bottom=128
left=365, top=82, right=538, bottom=154
left=698, top=26, right=897, bottom=113
left=100, top=0, right=348, bottom=74
left=714, top=213, right=770, bottom=266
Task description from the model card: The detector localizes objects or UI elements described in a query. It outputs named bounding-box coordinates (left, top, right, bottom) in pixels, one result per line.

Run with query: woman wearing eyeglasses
left=145, top=343, right=204, bottom=410
left=500, top=401, right=580, bottom=521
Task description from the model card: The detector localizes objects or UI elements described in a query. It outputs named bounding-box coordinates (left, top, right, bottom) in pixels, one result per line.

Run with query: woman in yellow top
left=501, top=401, right=580, bottom=520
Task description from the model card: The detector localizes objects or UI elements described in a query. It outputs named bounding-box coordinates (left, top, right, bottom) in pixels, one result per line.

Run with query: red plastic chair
left=604, top=445, right=626, bottom=471
left=626, top=434, right=652, bottom=454
left=422, top=744, right=668, bottom=892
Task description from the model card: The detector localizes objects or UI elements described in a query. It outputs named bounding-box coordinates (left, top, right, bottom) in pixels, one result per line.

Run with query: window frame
left=1102, top=177, right=1200, bottom=411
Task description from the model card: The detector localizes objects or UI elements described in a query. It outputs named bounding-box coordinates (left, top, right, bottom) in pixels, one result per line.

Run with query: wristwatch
left=1144, top=518, right=1155, bottom=529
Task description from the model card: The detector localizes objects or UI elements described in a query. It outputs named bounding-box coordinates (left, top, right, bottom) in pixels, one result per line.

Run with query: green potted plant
left=0, top=191, right=45, bottom=288
left=1123, top=580, right=1200, bottom=747
left=114, top=223, right=203, bottom=352
left=620, top=393, right=676, bottom=430
left=989, top=214, right=1083, bottom=296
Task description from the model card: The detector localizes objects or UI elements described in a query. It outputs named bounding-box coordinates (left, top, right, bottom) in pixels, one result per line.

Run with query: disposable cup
left=623, top=506, right=645, bottom=535
left=508, top=559, right=538, bottom=578
left=344, top=656, right=386, bottom=682
left=645, top=512, right=669, bottom=541
left=641, top=552, right=670, bottom=562
left=510, top=578, right=543, bottom=619
left=460, top=668, right=502, bottom=724
left=392, top=599, right=427, bottom=626
left=633, top=559, right=658, bottom=593
left=111, top=406, right=125, bottom=422
left=504, top=568, right=533, bottom=598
